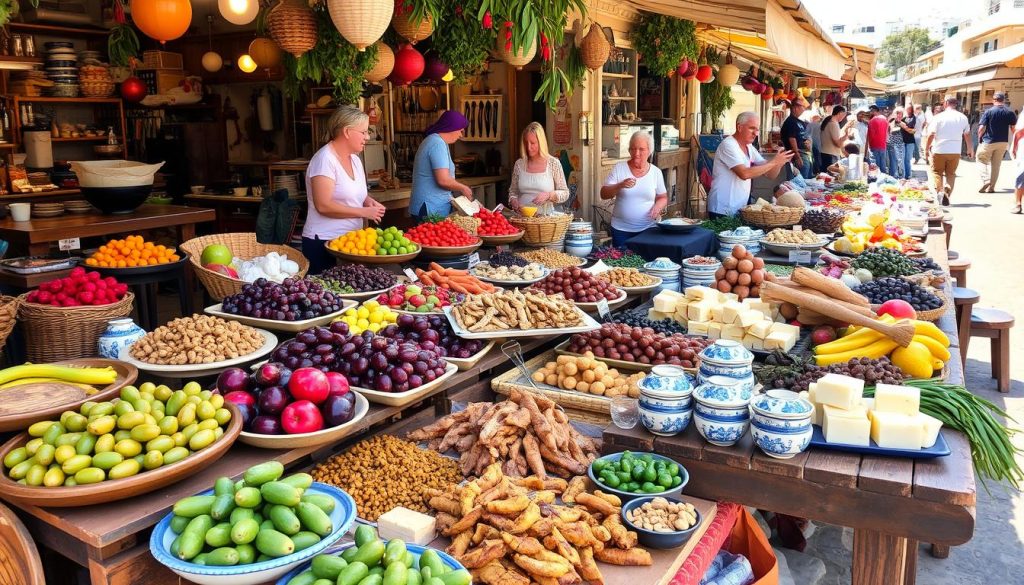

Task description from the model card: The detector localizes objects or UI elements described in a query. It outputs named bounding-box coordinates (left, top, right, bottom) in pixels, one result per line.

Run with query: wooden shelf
left=602, top=72, right=633, bottom=79
left=14, top=97, right=122, bottom=104
left=49, top=136, right=111, bottom=142
left=604, top=96, right=636, bottom=101
left=0, top=55, right=43, bottom=65
left=6, top=22, right=109, bottom=37
left=0, top=143, right=15, bottom=148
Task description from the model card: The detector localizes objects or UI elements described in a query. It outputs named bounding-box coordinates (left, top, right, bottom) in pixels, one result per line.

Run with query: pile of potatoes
left=531, top=352, right=645, bottom=397
left=713, top=245, right=766, bottom=300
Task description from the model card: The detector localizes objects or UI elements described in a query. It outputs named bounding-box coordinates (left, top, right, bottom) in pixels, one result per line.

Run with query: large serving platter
left=204, top=300, right=356, bottom=333
left=351, top=363, right=458, bottom=407
left=442, top=305, right=601, bottom=339
left=808, top=425, right=950, bottom=458
left=238, top=392, right=369, bottom=449
left=118, top=329, right=278, bottom=378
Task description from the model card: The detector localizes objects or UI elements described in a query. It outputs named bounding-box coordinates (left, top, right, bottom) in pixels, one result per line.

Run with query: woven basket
left=491, top=350, right=615, bottom=421
left=364, top=41, right=395, bottom=82
left=80, top=82, right=114, bottom=98
left=0, top=296, right=18, bottom=354
left=872, top=288, right=949, bottom=322
left=328, top=0, right=393, bottom=51
left=448, top=214, right=480, bottom=235
left=17, top=293, right=133, bottom=362
left=495, top=37, right=537, bottom=70
left=392, top=11, right=433, bottom=44
left=508, top=214, right=571, bottom=246
left=180, top=233, right=309, bottom=301
left=739, top=206, right=805, bottom=229
left=580, top=23, right=610, bottom=70
left=268, top=0, right=318, bottom=58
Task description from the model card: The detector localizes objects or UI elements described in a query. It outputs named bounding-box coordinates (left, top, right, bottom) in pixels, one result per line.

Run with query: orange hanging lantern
left=130, top=0, right=192, bottom=44
left=249, top=38, right=283, bottom=69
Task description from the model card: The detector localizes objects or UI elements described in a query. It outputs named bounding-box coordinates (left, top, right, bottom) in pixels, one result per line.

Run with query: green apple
left=406, top=284, right=422, bottom=296
left=200, top=244, right=232, bottom=266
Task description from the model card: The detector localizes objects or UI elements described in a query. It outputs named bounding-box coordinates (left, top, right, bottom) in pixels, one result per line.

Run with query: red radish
left=877, top=299, right=917, bottom=320
left=811, top=326, right=837, bottom=345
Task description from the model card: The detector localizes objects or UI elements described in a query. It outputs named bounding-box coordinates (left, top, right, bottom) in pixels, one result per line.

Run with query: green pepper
left=616, top=471, right=631, bottom=484
left=641, top=482, right=658, bottom=493
left=668, top=463, right=681, bottom=477
left=631, top=463, right=645, bottom=481
left=592, top=459, right=607, bottom=473
left=640, top=454, right=653, bottom=464
left=605, top=474, right=620, bottom=488
left=621, top=451, right=634, bottom=461
left=672, top=475, right=683, bottom=487
left=619, top=459, right=632, bottom=474
left=626, top=482, right=640, bottom=492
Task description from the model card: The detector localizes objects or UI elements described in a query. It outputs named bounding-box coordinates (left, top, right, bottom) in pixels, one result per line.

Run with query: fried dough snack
left=451, top=289, right=583, bottom=332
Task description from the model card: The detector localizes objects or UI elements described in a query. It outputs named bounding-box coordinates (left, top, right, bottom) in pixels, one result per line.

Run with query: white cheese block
left=377, top=506, right=437, bottom=546
left=687, top=299, right=715, bottom=322
left=747, top=321, right=773, bottom=339
left=721, top=324, right=745, bottom=342
left=823, top=405, right=871, bottom=446
left=873, top=384, right=920, bottom=416
left=674, top=298, right=691, bottom=315
left=710, top=304, right=726, bottom=323
left=652, top=291, right=683, bottom=313
left=769, top=322, right=801, bottom=337
left=672, top=312, right=689, bottom=327
left=736, top=309, right=764, bottom=328
left=869, top=411, right=924, bottom=449
left=814, top=374, right=864, bottom=410
left=707, top=322, right=723, bottom=340
left=916, top=412, right=944, bottom=448
left=722, top=293, right=740, bottom=302
left=741, top=333, right=764, bottom=351
left=763, top=330, right=798, bottom=352
left=685, top=285, right=718, bottom=301
left=721, top=301, right=744, bottom=324
left=648, top=309, right=673, bottom=322
left=688, top=320, right=710, bottom=336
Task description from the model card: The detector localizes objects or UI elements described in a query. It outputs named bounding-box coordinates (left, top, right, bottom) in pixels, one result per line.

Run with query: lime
left=398, top=246, right=408, bottom=254
left=389, top=247, right=398, bottom=255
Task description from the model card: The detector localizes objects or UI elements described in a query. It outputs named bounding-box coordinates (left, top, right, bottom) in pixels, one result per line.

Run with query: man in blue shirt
left=781, top=98, right=812, bottom=179
left=976, top=92, right=1018, bottom=193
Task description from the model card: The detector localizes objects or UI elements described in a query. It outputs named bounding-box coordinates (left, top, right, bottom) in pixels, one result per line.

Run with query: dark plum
left=254, top=362, right=283, bottom=387
left=376, top=373, right=393, bottom=393
left=250, top=415, right=283, bottom=435
left=320, top=394, right=356, bottom=426
left=258, top=386, right=290, bottom=415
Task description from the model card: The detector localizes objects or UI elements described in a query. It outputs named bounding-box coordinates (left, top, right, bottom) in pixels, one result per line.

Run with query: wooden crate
left=141, top=50, right=183, bottom=70
left=135, top=69, right=185, bottom=95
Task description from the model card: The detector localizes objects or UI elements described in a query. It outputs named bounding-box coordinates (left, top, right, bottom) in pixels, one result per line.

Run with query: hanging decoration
left=392, top=0, right=436, bottom=44
left=430, top=0, right=493, bottom=83
left=282, top=7, right=378, bottom=105
left=389, top=43, right=425, bottom=85
left=201, top=15, right=223, bottom=73
left=364, top=41, right=395, bottom=82
left=578, top=21, right=610, bottom=70
left=120, top=76, right=148, bottom=102
left=695, top=65, right=713, bottom=83
left=218, top=0, right=259, bottom=26
left=107, top=1, right=139, bottom=68
left=677, top=57, right=696, bottom=79
left=238, top=54, right=258, bottom=73
left=267, top=0, right=318, bottom=58
left=422, top=52, right=449, bottom=82
left=442, top=69, right=454, bottom=82
left=718, top=54, right=740, bottom=87
left=495, top=35, right=536, bottom=70
left=631, top=14, right=697, bottom=77
left=249, top=38, right=283, bottom=69
left=328, top=0, right=392, bottom=51
left=130, top=0, right=191, bottom=44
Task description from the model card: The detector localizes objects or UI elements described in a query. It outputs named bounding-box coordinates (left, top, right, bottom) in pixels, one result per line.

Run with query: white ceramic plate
left=237, top=392, right=369, bottom=448
left=574, top=289, right=629, bottom=313
left=444, top=340, right=496, bottom=371
left=204, top=300, right=356, bottom=333
left=469, top=263, right=550, bottom=286
left=118, top=329, right=278, bottom=378
left=442, top=305, right=601, bottom=339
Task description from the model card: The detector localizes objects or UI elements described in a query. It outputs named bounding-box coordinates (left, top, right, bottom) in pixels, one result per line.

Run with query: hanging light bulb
left=202, top=15, right=222, bottom=72
left=442, top=69, right=454, bottom=82
left=238, top=54, right=258, bottom=73
left=219, top=0, right=258, bottom=26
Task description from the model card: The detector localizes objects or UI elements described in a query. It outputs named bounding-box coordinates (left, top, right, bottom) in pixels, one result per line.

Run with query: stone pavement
left=791, top=158, right=1024, bottom=584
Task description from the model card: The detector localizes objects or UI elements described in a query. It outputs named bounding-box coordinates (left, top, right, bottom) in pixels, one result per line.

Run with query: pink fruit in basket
left=288, top=367, right=330, bottom=404
left=217, top=368, right=251, bottom=394
left=325, top=371, right=350, bottom=397
left=206, top=263, right=239, bottom=278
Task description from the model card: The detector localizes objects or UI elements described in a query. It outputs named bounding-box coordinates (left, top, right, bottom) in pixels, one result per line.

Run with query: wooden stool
left=970, top=308, right=1015, bottom=393
left=953, top=287, right=980, bottom=366
left=948, top=257, right=971, bottom=288
left=0, top=502, right=45, bottom=584
left=942, top=218, right=953, bottom=247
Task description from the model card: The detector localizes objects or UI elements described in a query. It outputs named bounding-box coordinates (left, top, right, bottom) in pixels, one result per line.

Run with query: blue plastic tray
left=809, top=425, right=950, bottom=458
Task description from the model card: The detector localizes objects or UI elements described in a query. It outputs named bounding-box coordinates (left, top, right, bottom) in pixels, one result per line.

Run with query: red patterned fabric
left=668, top=502, right=741, bottom=585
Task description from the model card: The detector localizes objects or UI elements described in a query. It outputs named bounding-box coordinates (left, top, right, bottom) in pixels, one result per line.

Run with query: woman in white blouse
left=508, top=122, right=569, bottom=213
left=599, top=131, right=668, bottom=247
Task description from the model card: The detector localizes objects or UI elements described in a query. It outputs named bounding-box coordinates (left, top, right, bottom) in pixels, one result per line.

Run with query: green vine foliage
left=632, top=14, right=697, bottom=77
left=431, top=0, right=495, bottom=83
left=108, top=23, right=140, bottom=68
left=700, top=69, right=735, bottom=133
left=282, top=7, right=378, bottom=106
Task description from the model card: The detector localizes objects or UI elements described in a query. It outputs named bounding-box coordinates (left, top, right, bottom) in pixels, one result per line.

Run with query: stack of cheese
left=649, top=287, right=800, bottom=352
left=802, top=373, right=943, bottom=449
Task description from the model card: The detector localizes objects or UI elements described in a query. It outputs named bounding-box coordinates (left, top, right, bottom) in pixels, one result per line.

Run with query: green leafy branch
left=632, top=14, right=697, bottom=77
left=282, top=6, right=378, bottom=105
left=431, top=0, right=495, bottom=83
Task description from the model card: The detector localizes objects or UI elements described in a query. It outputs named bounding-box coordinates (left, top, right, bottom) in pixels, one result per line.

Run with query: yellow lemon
left=890, top=341, right=934, bottom=379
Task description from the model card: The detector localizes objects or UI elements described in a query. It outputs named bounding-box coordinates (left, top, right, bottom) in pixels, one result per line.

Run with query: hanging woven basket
left=579, top=23, right=610, bottom=70
left=328, top=0, right=391, bottom=51
left=267, top=0, right=317, bottom=58
left=392, top=11, right=433, bottom=44
left=496, top=37, right=537, bottom=70
left=365, top=42, right=395, bottom=82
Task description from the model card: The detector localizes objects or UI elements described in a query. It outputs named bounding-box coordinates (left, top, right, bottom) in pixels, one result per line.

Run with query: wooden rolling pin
left=760, top=281, right=915, bottom=346
left=773, top=279, right=876, bottom=318
left=790, top=266, right=872, bottom=306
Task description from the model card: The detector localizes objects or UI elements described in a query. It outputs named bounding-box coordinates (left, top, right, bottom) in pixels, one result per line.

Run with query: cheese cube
left=814, top=374, right=864, bottom=410
left=685, top=286, right=717, bottom=301
left=736, top=309, right=764, bottom=328
left=687, top=320, right=709, bottom=336
left=869, top=411, right=923, bottom=449
left=648, top=309, right=673, bottom=322
left=873, top=384, right=920, bottom=416
left=722, top=293, right=740, bottom=302
left=764, top=330, right=798, bottom=351
left=687, top=299, right=714, bottom=322
left=807, top=383, right=818, bottom=404
left=710, top=304, right=726, bottom=323
left=747, top=321, right=773, bottom=339
left=743, top=299, right=773, bottom=318
left=742, top=333, right=764, bottom=351
left=721, top=324, right=745, bottom=341
left=707, top=322, right=723, bottom=340
left=672, top=312, right=689, bottom=326
left=721, top=301, right=744, bottom=324
left=770, top=322, right=801, bottom=337
left=916, top=412, right=944, bottom=448
left=823, top=405, right=871, bottom=446
left=377, top=506, right=437, bottom=545
left=674, top=297, right=691, bottom=315
left=652, top=291, right=682, bottom=313
left=799, top=391, right=821, bottom=425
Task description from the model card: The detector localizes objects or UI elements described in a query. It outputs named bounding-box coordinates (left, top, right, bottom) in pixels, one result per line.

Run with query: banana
left=815, top=328, right=885, bottom=354
left=913, top=335, right=951, bottom=361
left=814, top=339, right=900, bottom=366
left=911, top=320, right=950, bottom=345
left=0, top=377, right=62, bottom=389
left=0, top=364, right=117, bottom=387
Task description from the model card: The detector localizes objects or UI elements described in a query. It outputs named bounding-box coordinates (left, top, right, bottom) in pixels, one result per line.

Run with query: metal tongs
left=502, top=340, right=539, bottom=390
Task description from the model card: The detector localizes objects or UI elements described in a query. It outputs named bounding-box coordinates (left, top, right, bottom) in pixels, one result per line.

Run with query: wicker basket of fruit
left=180, top=233, right=309, bottom=301
left=508, top=213, right=571, bottom=246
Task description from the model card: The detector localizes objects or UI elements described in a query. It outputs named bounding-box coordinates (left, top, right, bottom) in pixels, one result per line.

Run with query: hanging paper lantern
left=202, top=51, right=223, bottom=73
left=718, top=57, right=740, bottom=87
left=268, top=0, right=318, bottom=58
left=423, top=53, right=449, bottom=82
left=364, top=42, right=395, bottom=82
left=695, top=65, right=714, bottom=83
left=328, top=0, right=392, bottom=51
left=121, top=76, right=148, bottom=102
left=442, top=69, right=454, bottom=82
left=392, top=8, right=433, bottom=44
left=238, top=54, right=258, bottom=73
left=130, top=0, right=191, bottom=44
left=218, top=0, right=258, bottom=26
left=389, top=44, right=425, bottom=85
left=249, top=38, right=283, bottom=69
left=676, top=58, right=693, bottom=78
left=496, top=36, right=536, bottom=70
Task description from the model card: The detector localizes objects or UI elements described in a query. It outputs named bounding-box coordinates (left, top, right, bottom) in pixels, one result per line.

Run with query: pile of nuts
left=597, top=268, right=658, bottom=288
left=516, top=249, right=584, bottom=269
left=531, top=352, right=645, bottom=397
left=625, top=497, right=699, bottom=532
left=310, top=434, right=461, bottom=521
left=472, top=262, right=547, bottom=281
left=129, top=314, right=265, bottom=365
left=762, top=228, right=824, bottom=244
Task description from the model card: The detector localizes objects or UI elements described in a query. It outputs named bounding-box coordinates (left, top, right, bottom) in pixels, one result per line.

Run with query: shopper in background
left=704, top=112, right=793, bottom=219
left=600, top=131, right=669, bottom=246
left=926, top=95, right=974, bottom=205
left=409, top=110, right=473, bottom=220
left=867, top=105, right=890, bottom=175
left=302, top=105, right=386, bottom=275
left=781, top=98, right=813, bottom=178
left=1010, top=114, right=1024, bottom=213
left=913, top=104, right=926, bottom=164
left=900, top=105, right=917, bottom=178
left=809, top=113, right=823, bottom=174
left=886, top=108, right=907, bottom=179
left=507, top=122, right=570, bottom=213
left=845, top=108, right=868, bottom=153
left=819, top=106, right=847, bottom=170
left=976, top=91, right=1018, bottom=193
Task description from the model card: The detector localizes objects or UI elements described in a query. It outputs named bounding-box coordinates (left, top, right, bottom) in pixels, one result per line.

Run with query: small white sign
left=793, top=224, right=802, bottom=232
left=59, top=238, right=81, bottom=251
left=789, top=250, right=812, bottom=264
left=468, top=252, right=481, bottom=268
left=493, top=203, right=505, bottom=214
left=596, top=298, right=610, bottom=319
left=403, top=268, right=419, bottom=281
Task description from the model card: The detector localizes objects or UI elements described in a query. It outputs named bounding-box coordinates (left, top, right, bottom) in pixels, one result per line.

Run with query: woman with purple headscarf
left=409, top=110, right=474, bottom=220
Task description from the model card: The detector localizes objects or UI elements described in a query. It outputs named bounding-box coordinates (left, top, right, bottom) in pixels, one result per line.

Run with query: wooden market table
left=605, top=226, right=975, bottom=585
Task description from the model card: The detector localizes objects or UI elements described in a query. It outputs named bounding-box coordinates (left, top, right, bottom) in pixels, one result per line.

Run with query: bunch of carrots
left=415, top=262, right=497, bottom=294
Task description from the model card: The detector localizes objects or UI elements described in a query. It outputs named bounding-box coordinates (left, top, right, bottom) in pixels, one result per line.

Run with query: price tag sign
left=793, top=225, right=802, bottom=232
left=789, top=250, right=812, bottom=264
left=468, top=252, right=481, bottom=269
left=403, top=267, right=419, bottom=281
left=59, top=238, right=81, bottom=251
left=492, top=204, right=505, bottom=214
left=596, top=298, right=611, bottom=320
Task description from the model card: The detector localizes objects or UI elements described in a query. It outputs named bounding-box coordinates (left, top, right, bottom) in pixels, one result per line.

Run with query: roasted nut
left=128, top=314, right=264, bottom=365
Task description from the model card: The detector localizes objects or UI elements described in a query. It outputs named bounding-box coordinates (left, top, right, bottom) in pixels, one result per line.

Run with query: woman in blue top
left=409, top=110, right=474, bottom=220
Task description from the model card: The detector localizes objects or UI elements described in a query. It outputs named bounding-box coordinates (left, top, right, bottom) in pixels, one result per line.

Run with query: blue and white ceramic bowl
left=637, top=365, right=693, bottom=398
left=639, top=393, right=692, bottom=411
left=692, top=376, right=752, bottom=407
left=151, top=483, right=356, bottom=585
left=681, top=257, right=721, bottom=272
left=698, top=360, right=754, bottom=377
left=639, top=404, right=692, bottom=436
left=751, top=419, right=813, bottom=459
left=694, top=400, right=750, bottom=421
left=750, top=411, right=812, bottom=433
left=694, top=412, right=749, bottom=446
left=699, top=340, right=754, bottom=366
left=750, top=389, right=814, bottom=419
left=643, top=257, right=682, bottom=271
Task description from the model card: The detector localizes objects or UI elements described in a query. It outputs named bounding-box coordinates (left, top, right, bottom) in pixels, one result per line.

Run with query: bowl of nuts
left=621, top=496, right=703, bottom=549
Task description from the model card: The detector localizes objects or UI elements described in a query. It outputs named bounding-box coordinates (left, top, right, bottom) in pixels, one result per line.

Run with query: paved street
left=798, top=158, right=1024, bottom=583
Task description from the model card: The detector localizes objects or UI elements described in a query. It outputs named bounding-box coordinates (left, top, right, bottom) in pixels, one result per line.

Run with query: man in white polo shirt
left=708, top=112, right=794, bottom=217
left=926, top=95, right=973, bottom=205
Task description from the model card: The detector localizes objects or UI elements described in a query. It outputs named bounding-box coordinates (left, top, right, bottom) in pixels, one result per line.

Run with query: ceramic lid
left=693, top=376, right=753, bottom=407
left=643, top=257, right=681, bottom=271
left=750, top=389, right=813, bottom=418
left=638, top=365, right=694, bottom=398
left=699, top=340, right=754, bottom=365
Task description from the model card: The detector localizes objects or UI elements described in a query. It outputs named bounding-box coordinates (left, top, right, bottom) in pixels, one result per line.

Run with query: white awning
left=897, top=44, right=1024, bottom=91
left=921, top=68, right=999, bottom=92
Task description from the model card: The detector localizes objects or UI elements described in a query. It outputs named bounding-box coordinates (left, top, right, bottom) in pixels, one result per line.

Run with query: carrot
left=429, top=262, right=446, bottom=273
left=450, top=282, right=469, bottom=294
left=419, top=274, right=435, bottom=286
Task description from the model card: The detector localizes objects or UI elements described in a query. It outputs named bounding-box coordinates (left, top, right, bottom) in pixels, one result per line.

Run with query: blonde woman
left=302, top=105, right=386, bottom=274
left=508, top=122, right=569, bottom=213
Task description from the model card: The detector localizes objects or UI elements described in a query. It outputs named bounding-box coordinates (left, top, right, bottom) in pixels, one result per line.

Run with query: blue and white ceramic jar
left=643, top=257, right=682, bottom=294
left=692, top=376, right=751, bottom=446
left=98, top=317, right=145, bottom=359
left=565, top=221, right=593, bottom=257
left=749, top=389, right=814, bottom=459
left=638, top=365, right=694, bottom=436
left=639, top=405, right=692, bottom=436
left=697, top=341, right=755, bottom=393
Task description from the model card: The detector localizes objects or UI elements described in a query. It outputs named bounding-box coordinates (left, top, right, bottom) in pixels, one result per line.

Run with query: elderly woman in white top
left=508, top=122, right=569, bottom=214
left=599, top=131, right=668, bottom=247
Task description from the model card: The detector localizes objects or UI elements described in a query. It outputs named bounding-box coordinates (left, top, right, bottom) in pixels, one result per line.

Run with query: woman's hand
left=647, top=202, right=666, bottom=220
left=508, top=197, right=521, bottom=211
left=620, top=178, right=637, bottom=190
left=458, top=184, right=474, bottom=199
left=363, top=198, right=386, bottom=223
left=532, top=191, right=552, bottom=204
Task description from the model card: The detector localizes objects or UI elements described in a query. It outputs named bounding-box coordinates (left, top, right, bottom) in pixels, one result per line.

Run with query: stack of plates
left=45, top=42, right=78, bottom=97
left=642, top=257, right=682, bottom=292
left=64, top=200, right=94, bottom=214
left=32, top=203, right=65, bottom=218
left=717, top=227, right=764, bottom=259
left=275, top=174, right=299, bottom=198
left=681, top=257, right=721, bottom=288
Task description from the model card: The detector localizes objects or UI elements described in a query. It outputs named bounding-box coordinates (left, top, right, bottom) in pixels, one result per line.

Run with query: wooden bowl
left=0, top=502, right=44, bottom=584
left=416, top=240, right=483, bottom=258
left=325, top=244, right=420, bottom=265
left=479, top=231, right=525, bottom=246
left=0, top=358, right=138, bottom=433
left=0, top=402, right=242, bottom=507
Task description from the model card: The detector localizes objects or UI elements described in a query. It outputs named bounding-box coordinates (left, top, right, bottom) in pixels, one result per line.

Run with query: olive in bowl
left=621, top=496, right=703, bottom=549
left=588, top=451, right=688, bottom=503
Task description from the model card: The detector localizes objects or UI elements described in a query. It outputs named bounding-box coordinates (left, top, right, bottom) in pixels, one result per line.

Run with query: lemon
left=364, top=300, right=379, bottom=310
left=357, top=318, right=370, bottom=329
left=890, top=341, right=934, bottom=379
left=357, top=307, right=370, bottom=319
left=369, top=310, right=384, bottom=324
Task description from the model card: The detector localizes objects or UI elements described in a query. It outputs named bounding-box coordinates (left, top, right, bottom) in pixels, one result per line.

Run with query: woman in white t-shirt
left=302, top=105, right=386, bottom=274
left=599, top=131, right=668, bottom=247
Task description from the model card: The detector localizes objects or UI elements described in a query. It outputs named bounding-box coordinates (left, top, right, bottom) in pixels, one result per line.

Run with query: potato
left=732, top=245, right=745, bottom=259
left=590, top=381, right=606, bottom=395
left=737, top=272, right=751, bottom=286
left=717, top=280, right=732, bottom=293
left=576, top=381, right=590, bottom=393
left=563, top=362, right=578, bottom=376
left=532, top=372, right=546, bottom=383
left=723, top=257, right=738, bottom=270
left=725, top=270, right=739, bottom=285
left=733, top=285, right=750, bottom=299
left=715, top=267, right=726, bottom=280
left=751, top=270, right=764, bottom=284
left=545, top=374, right=559, bottom=386
left=737, top=259, right=754, bottom=273
left=563, top=376, right=577, bottom=389
left=578, top=356, right=593, bottom=370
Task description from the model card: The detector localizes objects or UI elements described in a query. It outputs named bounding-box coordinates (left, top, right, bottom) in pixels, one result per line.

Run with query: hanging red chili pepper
left=482, top=11, right=492, bottom=29
left=114, top=0, right=126, bottom=24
